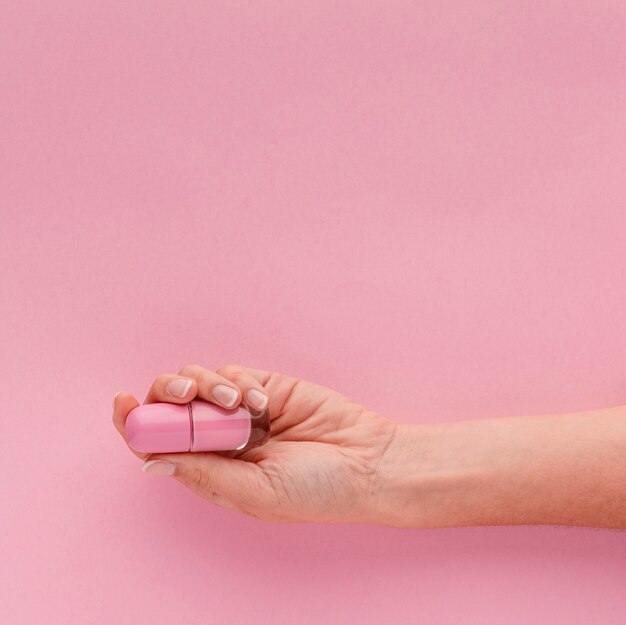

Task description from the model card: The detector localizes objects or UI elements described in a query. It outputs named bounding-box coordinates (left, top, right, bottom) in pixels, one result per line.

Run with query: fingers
left=143, top=373, right=197, bottom=404
left=141, top=451, right=270, bottom=514
left=217, top=364, right=270, bottom=411
left=177, top=363, right=246, bottom=410
left=222, top=365, right=272, bottom=387
left=113, top=364, right=274, bottom=464
left=112, top=391, right=147, bottom=460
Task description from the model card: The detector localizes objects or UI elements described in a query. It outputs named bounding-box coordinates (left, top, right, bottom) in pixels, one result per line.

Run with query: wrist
left=368, top=421, right=494, bottom=528
left=368, top=407, right=626, bottom=529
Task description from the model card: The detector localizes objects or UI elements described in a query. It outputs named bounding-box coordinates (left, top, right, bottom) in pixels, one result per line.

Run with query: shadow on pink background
left=1, top=2, right=626, bottom=623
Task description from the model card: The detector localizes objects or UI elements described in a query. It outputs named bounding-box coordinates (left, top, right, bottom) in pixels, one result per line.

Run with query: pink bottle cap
left=125, top=402, right=191, bottom=453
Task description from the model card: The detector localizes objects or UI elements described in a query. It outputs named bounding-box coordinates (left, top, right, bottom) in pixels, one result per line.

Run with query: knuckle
left=155, top=373, right=172, bottom=387
left=178, top=363, right=201, bottom=376
left=217, top=364, right=245, bottom=380
left=186, top=466, right=212, bottom=492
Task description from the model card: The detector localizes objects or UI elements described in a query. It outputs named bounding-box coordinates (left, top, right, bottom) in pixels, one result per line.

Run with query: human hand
left=113, top=364, right=398, bottom=524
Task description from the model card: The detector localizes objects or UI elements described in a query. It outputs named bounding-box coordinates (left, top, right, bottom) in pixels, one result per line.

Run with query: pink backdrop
left=2, top=2, right=626, bottom=623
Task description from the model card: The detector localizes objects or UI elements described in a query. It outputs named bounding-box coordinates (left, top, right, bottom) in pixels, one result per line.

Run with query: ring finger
left=216, top=364, right=270, bottom=412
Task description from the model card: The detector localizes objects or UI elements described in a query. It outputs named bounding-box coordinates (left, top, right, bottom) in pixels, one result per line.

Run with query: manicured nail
left=142, top=460, right=176, bottom=476
left=212, top=384, right=238, bottom=407
left=167, top=378, right=192, bottom=399
left=246, top=388, right=268, bottom=410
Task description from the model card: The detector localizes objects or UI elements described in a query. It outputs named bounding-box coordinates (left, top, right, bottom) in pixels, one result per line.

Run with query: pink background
left=2, top=2, right=626, bottom=623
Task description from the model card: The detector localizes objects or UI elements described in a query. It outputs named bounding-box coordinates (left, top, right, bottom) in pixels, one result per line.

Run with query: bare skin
left=113, top=364, right=626, bottom=528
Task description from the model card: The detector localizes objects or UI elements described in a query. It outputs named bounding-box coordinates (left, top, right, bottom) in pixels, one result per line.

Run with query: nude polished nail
left=125, top=399, right=270, bottom=453
left=167, top=378, right=192, bottom=398
left=246, top=388, right=268, bottom=410
left=142, top=460, right=176, bottom=475
left=212, top=384, right=239, bottom=407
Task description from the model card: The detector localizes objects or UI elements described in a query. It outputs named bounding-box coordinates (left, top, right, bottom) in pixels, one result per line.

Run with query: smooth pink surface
left=1, top=2, right=626, bottom=624
left=190, top=400, right=251, bottom=452
left=125, top=402, right=191, bottom=453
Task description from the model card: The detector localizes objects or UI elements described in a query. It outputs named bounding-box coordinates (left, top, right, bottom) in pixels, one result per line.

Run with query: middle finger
left=178, top=363, right=242, bottom=409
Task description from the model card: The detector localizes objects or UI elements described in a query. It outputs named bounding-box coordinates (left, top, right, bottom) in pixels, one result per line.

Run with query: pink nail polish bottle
left=125, top=399, right=270, bottom=453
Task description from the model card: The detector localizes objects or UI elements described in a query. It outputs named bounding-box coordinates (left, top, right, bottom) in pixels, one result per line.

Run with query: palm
left=231, top=372, right=397, bottom=523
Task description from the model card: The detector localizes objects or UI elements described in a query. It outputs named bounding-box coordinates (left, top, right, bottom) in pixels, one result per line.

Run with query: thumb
left=141, top=452, right=267, bottom=511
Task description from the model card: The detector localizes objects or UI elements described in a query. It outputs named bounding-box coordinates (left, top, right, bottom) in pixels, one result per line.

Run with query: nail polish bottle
left=125, top=399, right=270, bottom=453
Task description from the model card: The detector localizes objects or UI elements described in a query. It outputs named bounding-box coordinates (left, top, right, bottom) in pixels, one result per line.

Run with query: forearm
left=372, top=405, right=626, bottom=529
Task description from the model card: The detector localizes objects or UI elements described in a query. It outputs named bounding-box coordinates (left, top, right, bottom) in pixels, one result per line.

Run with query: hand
left=113, top=364, right=398, bottom=524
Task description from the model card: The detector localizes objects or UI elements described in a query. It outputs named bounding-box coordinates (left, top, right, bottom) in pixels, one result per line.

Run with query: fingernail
left=142, top=460, right=176, bottom=476
left=246, top=388, right=268, bottom=410
left=212, top=384, right=239, bottom=407
left=167, top=378, right=192, bottom=399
